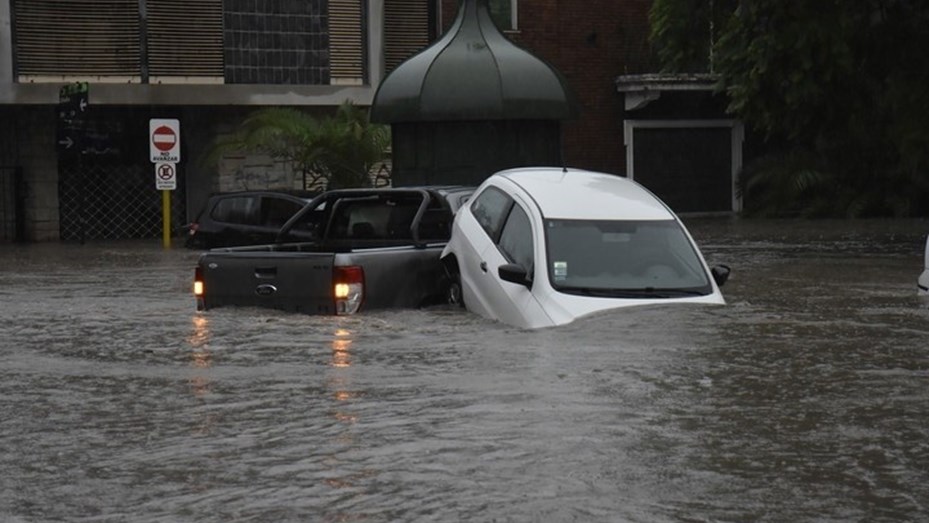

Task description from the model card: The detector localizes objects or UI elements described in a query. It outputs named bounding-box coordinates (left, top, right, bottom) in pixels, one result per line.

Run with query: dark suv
left=184, top=191, right=317, bottom=249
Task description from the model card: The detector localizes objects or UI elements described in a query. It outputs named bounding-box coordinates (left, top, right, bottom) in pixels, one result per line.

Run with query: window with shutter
left=147, top=0, right=224, bottom=83
left=384, top=0, right=431, bottom=74
left=329, top=0, right=365, bottom=85
left=13, top=0, right=141, bottom=81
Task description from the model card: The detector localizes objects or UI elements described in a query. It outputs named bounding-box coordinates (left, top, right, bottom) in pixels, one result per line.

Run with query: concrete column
left=17, top=109, right=61, bottom=241
left=367, top=0, right=384, bottom=88
left=0, top=0, right=12, bottom=84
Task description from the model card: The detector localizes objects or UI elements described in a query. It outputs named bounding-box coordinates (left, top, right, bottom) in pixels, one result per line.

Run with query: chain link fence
left=58, top=161, right=186, bottom=241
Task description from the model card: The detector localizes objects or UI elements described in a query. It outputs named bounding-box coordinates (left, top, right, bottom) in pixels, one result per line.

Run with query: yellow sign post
left=155, top=162, right=177, bottom=249
left=162, top=190, right=172, bottom=249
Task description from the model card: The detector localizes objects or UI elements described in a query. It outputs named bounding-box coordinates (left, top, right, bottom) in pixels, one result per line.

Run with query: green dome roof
left=370, top=0, right=579, bottom=123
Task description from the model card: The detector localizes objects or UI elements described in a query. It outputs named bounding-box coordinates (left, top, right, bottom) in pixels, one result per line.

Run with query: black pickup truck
left=193, top=186, right=473, bottom=315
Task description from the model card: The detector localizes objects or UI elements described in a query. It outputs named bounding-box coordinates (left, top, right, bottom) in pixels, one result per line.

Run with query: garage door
left=629, top=125, right=736, bottom=213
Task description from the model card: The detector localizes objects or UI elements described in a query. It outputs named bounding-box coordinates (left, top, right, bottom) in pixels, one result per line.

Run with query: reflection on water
left=328, top=327, right=359, bottom=424
left=188, top=314, right=211, bottom=349
left=330, top=329, right=353, bottom=369
left=0, top=222, right=927, bottom=522
left=188, top=315, right=213, bottom=398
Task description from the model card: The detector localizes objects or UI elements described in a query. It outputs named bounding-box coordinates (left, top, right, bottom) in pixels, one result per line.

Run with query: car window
left=325, top=195, right=424, bottom=240
left=285, top=200, right=328, bottom=238
left=470, top=186, right=512, bottom=240
left=261, top=197, right=304, bottom=228
left=497, top=203, right=533, bottom=270
left=545, top=219, right=711, bottom=295
left=211, top=196, right=259, bottom=225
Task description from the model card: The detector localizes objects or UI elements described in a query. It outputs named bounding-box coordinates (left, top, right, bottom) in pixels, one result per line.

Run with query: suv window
left=211, top=196, right=259, bottom=225
left=261, top=197, right=304, bottom=228
left=498, top=203, right=533, bottom=270
left=470, top=186, right=512, bottom=240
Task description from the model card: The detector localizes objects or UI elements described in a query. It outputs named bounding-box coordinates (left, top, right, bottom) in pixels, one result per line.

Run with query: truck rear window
left=328, top=195, right=450, bottom=241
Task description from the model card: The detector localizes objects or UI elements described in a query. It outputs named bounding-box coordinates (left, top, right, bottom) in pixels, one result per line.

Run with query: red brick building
left=428, top=0, right=741, bottom=214
left=439, top=0, right=654, bottom=175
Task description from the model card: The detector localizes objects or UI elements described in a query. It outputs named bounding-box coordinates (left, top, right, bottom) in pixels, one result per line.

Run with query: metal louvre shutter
left=384, top=0, right=429, bottom=73
left=329, top=0, right=364, bottom=84
left=147, top=0, right=224, bottom=80
left=13, top=0, right=141, bottom=77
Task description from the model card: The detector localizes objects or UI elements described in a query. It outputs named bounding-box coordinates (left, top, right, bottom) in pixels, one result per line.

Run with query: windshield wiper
left=559, top=286, right=708, bottom=299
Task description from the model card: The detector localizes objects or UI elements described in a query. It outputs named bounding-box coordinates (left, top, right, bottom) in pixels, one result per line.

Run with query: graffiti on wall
left=216, top=153, right=299, bottom=192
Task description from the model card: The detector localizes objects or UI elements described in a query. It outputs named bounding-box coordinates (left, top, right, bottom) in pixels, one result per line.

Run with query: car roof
left=208, top=190, right=318, bottom=201
left=495, top=167, right=675, bottom=221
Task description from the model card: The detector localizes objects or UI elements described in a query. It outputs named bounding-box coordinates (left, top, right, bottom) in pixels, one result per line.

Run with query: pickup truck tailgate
left=198, top=252, right=335, bottom=313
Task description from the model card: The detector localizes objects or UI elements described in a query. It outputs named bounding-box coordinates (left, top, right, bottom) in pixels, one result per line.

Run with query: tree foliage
left=208, top=101, right=391, bottom=190
left=651, top=0, right=929, bottom=216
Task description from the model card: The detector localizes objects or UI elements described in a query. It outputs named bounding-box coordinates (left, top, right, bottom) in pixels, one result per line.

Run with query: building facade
left=0, top=0, right=739, bottom=243
left=0, top=0, right=429, bottom=242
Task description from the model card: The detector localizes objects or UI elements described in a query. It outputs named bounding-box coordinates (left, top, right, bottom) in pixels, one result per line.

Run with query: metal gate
left=58, top=161, right=186, bottom=241
left=0, top=166, right=26, bottom=243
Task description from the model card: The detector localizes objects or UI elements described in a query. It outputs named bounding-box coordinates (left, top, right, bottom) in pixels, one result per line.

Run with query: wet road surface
left=1, top=219, right=928, bottom=522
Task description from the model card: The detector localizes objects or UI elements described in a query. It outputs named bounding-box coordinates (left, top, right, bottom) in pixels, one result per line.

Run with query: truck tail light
left=194, top=266, right=205, bottom=296
left=334, top=265, right=364, bottom=315
left=194, top=266, right=205, bottom=310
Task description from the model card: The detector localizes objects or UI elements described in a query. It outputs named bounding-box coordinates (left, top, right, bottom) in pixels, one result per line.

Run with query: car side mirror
left=498, top=263, right=532, bottom=290
left=711, top=265, right=731, bottom=287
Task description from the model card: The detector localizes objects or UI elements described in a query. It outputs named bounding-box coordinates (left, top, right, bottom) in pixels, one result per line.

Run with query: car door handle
left=480, top=261, right=488, bottom=273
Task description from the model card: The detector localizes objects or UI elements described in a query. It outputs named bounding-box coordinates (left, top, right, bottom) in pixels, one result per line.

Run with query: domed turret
left=371, top=0, right=578, bottom=123
left=370, top=0, right=579, bottom=186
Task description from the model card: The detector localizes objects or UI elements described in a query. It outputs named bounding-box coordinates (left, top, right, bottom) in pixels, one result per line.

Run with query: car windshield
left=545, top=219, right=711, bottom=298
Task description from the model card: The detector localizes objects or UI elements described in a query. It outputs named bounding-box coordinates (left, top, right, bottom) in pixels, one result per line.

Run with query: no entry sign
left=150, top=119, right=180, bottom=163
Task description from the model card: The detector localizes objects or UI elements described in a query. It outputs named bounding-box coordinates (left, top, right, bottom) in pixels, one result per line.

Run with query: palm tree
left=207, top=101, right=390, bottom=190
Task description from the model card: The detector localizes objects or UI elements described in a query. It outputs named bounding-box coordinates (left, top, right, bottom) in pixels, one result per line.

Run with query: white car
left=919, top=235, right=929, bottom=295
left=441, top=167, right=730, bottom=329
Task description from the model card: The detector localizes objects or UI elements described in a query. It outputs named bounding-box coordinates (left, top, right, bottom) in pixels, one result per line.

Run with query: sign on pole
left=150, top=118, right=180, bottom=163
left=58, top=82, right=89, bottom=154
left=150, top=119, right=179, bottom=249
left=155, top=162, right=177, bottom=190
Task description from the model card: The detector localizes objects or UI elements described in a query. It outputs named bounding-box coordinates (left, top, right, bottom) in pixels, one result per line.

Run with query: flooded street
left=1, top=219, right=928, bottom=522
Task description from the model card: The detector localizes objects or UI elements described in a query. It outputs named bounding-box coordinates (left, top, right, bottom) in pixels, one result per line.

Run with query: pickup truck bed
left=194, top=186, right=473, bottom=315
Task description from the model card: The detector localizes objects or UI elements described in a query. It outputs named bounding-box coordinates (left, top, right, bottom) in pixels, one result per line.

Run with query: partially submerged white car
left=441, top=167, right=730, bottom=329
left=919, top=235, right=929, bottom=296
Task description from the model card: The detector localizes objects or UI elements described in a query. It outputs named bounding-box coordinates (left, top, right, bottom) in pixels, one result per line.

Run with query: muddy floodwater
left=1, top=219, right=928, bottom=522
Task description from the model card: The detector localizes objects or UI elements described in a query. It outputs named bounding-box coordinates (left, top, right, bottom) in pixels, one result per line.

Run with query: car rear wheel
left=443, top=256, right=465, bottom=308
left=447, top=276, right=464, bottom=307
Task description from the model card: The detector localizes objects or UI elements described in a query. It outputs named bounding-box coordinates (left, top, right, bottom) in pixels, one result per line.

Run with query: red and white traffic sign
left=150, top=119, right=180, bottom=163
left=155, top=162, right=177, bottom=190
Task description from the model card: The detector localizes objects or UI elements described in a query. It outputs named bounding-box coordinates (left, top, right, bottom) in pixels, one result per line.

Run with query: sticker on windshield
left=553, top=261, right=568, bottom=281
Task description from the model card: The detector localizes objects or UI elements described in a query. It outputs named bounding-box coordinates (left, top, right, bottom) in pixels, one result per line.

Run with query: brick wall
left=440, top=0, right=653, bottom=175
